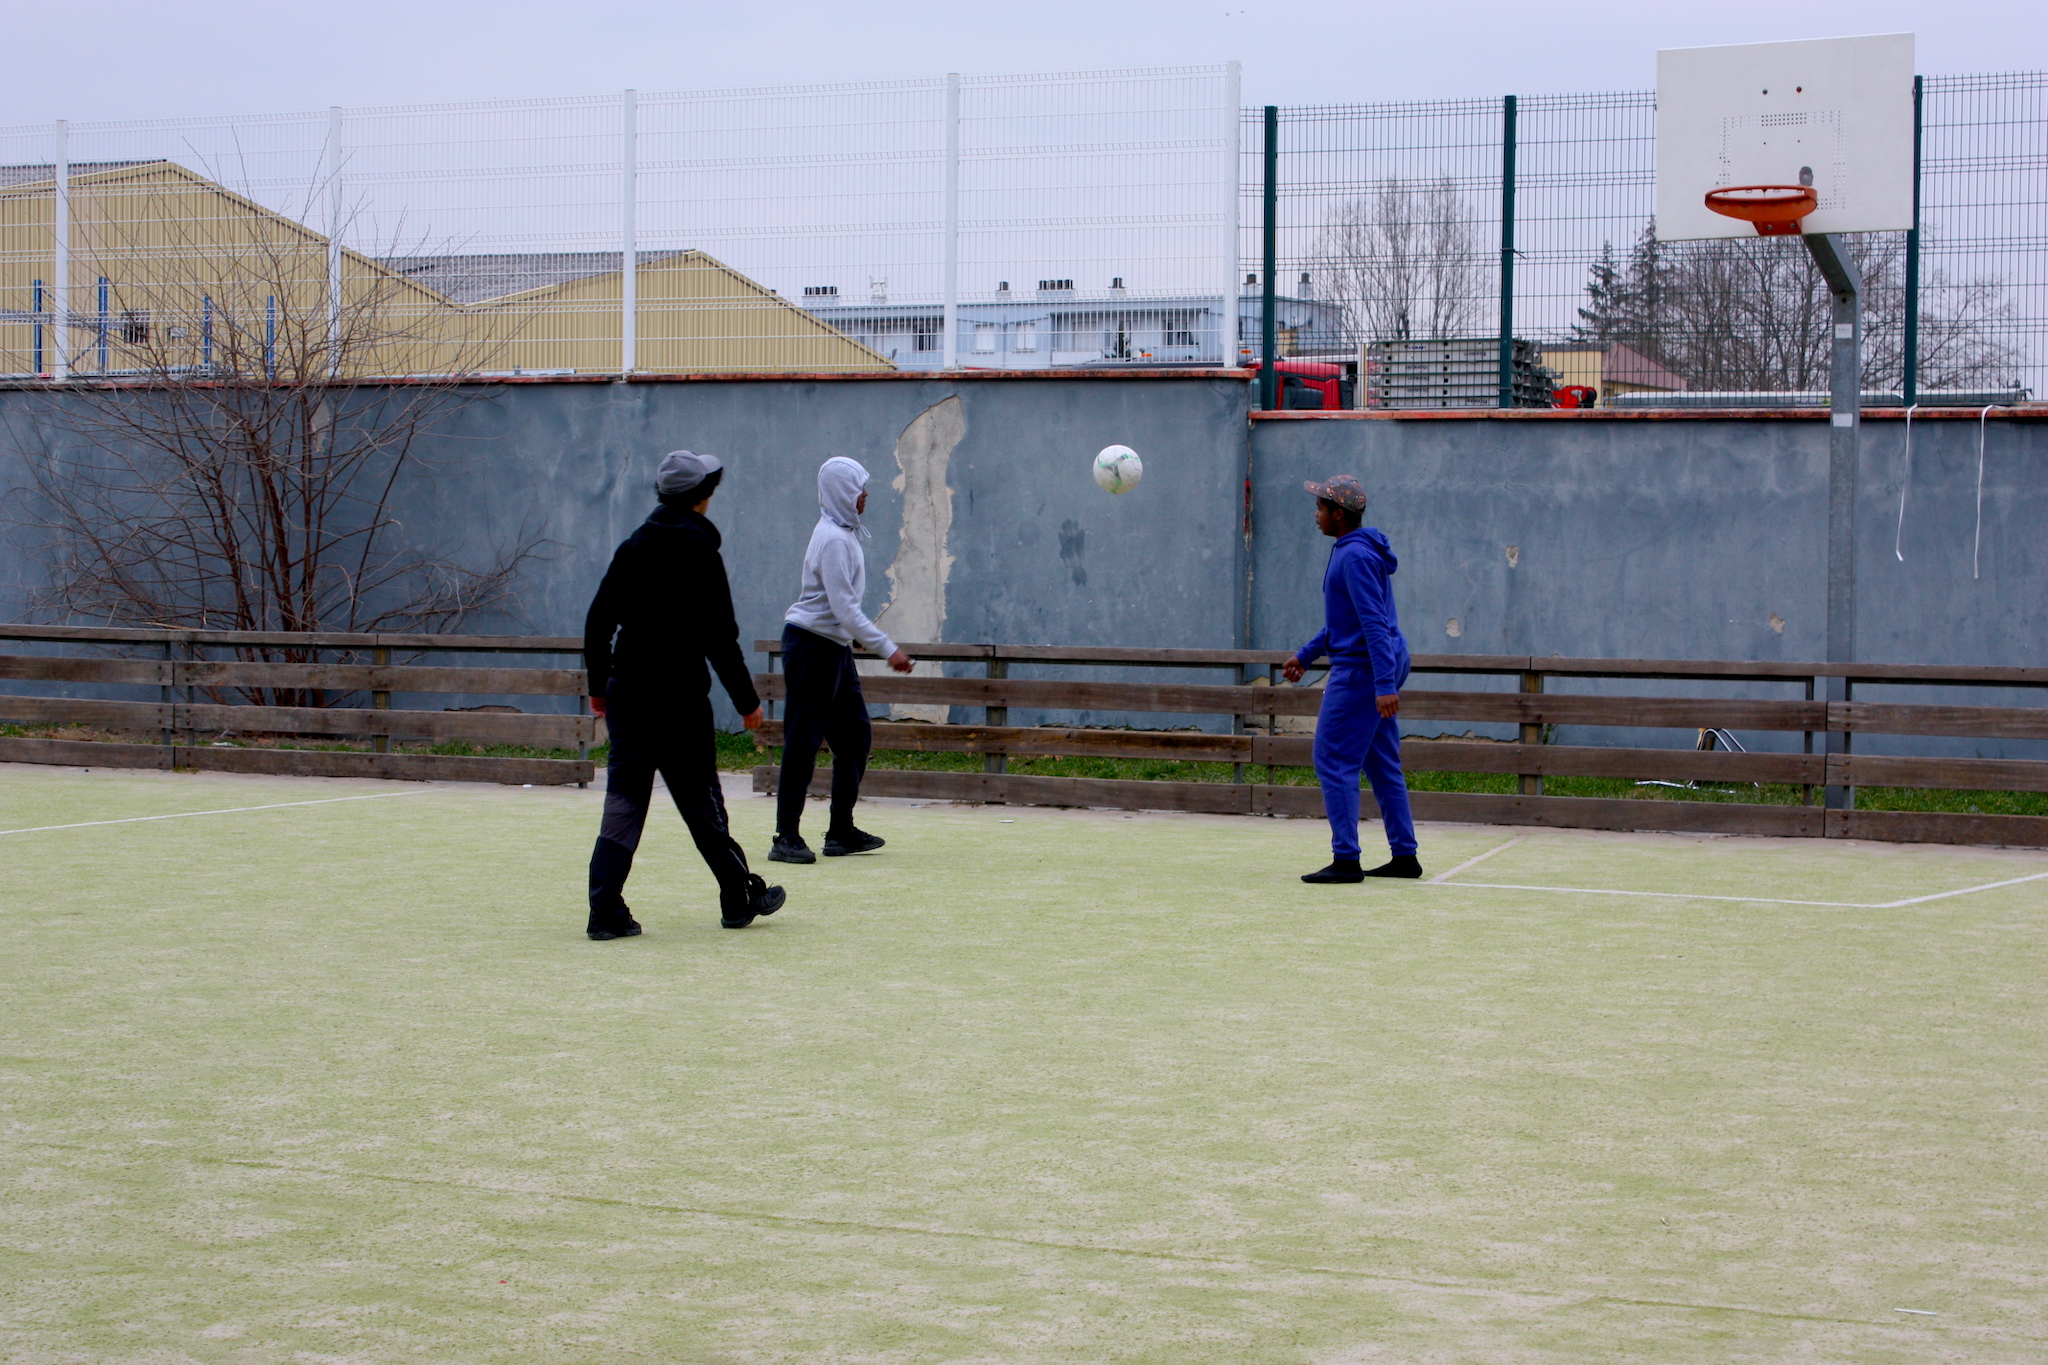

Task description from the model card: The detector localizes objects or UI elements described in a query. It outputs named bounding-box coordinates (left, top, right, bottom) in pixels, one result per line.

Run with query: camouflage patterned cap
left=1304, top=473, right=1369, bottom=511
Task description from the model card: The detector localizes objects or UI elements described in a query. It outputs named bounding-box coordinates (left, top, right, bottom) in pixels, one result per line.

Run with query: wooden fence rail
left=750, top=640, right=2048, bottom=849
left=6, top=625, right=2045, bottom=846
left=0, top=624, right=593, bottom=786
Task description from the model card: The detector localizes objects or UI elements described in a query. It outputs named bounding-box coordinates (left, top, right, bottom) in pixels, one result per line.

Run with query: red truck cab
left=1248, top=359, right=1351, bottom=410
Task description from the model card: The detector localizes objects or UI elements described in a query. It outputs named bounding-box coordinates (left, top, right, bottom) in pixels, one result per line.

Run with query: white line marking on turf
left=1425, top=869, right=2048, bottom=910
left=0, top=788, right=432, bottom=836
left=1432, top=881, right=1867, bottom=908
left=1879, top=869, right=2048, bottom=906
left=1428, top=835, right=1525, bottom=883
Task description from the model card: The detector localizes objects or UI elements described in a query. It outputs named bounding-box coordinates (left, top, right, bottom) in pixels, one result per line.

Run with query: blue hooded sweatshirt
left=1295, top=526, right=1409, bottom=697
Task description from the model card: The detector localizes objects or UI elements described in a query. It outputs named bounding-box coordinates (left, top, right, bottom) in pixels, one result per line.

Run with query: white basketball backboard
left=1656, top=34, right=1915, bottom=241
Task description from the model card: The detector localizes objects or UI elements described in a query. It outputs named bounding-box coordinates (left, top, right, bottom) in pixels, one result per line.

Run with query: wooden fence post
left=160, top=637, right=175, bottom=753
left=1802, top=675, right=1817, bottom=806
left=1232, top=662, right=1247, bottom=785
left=985, top=657, right=1007, bottom=775
left=371, top=645, right=391, bottom=754
left=1267, top=661, right=1280, bottom=792
left=1519, top=669, right=1544, bottom=796
left=576, top=688, right=591, bottom=788
left=182, top=637, right=198, bottom=751
left=1841, top=677, right=1856, bottom=811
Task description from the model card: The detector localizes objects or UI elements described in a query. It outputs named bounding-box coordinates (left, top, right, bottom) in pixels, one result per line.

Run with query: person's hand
left=887, top=649, right=915, bottom=674
left=1281, top=656, right=1306, bottom=684
left=1377, top=693, right=1400, bottom=718
left=589, top=695, right=607, bottom=719
left=742, top=707, right=765, bottom=731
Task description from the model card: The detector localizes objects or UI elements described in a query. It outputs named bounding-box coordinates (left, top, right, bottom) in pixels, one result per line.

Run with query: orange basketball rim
left=1704, top=185, right=1819, bottom=236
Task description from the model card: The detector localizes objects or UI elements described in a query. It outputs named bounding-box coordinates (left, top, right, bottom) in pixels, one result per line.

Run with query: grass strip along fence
left=0, top=624, right=593, bottom=786
left=752, top=641, right=2048, bottom=850
left=4, top=625, right=2045, bottom=847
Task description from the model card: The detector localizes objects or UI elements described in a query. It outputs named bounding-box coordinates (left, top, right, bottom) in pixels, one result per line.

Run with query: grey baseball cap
left=655, top=449, right=723, bottom=497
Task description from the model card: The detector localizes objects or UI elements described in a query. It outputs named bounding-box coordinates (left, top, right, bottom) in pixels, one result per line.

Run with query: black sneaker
left=823, top=827, right=885, bottom=857
left=587, top=911, right=643, bottom=940
left=1300, top=860, right=1365, bottom=884
left=723, top=876, right=786, bottom=929
left=1363, top=855, right=1424, bottom=879
left=769, top=834, right=815, bottom=865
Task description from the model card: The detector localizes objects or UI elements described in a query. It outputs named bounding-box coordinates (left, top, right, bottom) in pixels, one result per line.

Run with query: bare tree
left=6, top=163, right=544, bottom=701
left=1308, top=177, right=1485, bottom=343
left=1576, top=226, right=2022, bottom=392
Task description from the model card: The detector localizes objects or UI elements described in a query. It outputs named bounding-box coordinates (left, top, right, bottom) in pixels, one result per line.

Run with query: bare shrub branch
left=5, top=165, right=549, bottom=703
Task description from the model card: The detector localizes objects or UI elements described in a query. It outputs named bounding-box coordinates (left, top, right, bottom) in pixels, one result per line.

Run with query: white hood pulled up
left=818, top=456, right=871, bottom=537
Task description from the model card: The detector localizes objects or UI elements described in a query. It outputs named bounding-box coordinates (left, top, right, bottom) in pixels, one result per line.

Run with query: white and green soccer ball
left=1092, top=444, right=1143, bottom=494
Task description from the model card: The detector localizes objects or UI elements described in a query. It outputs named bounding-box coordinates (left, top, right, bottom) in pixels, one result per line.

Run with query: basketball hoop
left=1703, top=185, right=1819, bottom=237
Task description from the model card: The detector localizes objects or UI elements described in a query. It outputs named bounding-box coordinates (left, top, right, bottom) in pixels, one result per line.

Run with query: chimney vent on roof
left=803, top=285, right=839, bottom=298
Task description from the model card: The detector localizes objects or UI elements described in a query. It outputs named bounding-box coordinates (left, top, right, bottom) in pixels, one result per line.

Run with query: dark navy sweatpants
left=774, top=624, right=873, bottom=839
left=1313, top=662, right=1418, bottom=861
left=587, top=684, right=754, bottom=922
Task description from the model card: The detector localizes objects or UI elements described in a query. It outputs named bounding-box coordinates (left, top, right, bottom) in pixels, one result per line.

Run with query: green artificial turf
left=2, top=763, right=2044, bottom=1362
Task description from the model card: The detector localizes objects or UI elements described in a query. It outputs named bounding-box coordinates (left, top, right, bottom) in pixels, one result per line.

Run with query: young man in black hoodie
left=583, top=449, right=785, bottom=936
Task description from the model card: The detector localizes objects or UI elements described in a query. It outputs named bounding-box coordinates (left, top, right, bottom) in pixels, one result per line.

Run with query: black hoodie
left=582, top=503, right=760, bottom=712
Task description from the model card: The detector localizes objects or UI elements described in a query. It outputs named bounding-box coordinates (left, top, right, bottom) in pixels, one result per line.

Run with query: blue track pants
left=1313, top=663, right=1417, bottom=860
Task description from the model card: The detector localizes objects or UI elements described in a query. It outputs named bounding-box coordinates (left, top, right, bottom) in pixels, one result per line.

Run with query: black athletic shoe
left=1363, top=855, right=1425, bottom=879
left=823, top=827, right=886, bottom=857
left=768, top=834, right=815, bottom=865
left=1301, top=859, right=1365, bottom=884
left=723, top=876, right=786, bottom=929
left=587, top=912, right=643, bottom=941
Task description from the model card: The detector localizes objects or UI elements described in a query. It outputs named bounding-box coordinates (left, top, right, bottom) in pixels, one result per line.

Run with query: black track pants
left=588, top=686, right=753, bottom=920
left=775, top=623, right=873, bottom=839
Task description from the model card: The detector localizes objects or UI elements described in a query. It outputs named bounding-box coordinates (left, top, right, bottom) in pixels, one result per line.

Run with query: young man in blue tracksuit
left=1282, top=474, right=1423, bottom=883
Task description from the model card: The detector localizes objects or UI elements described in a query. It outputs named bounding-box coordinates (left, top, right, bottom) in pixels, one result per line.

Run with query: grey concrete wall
left=1248, top=411, right=2048, bottom=757
left=0, top=375, right=1254, bottom=730
left=4, top=380, right=2041, bottom=751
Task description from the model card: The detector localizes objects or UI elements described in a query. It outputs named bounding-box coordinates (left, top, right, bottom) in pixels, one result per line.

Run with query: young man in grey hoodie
left=770, top=456, right=914, bottom=864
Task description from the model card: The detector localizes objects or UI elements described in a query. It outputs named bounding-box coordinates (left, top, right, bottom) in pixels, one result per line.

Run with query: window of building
left=121, top=310, right=151, bottom=345
left=1161, top=310, right=1200, bottom=349
left=1012, top=320, right=1037, bottom=352
left=912, top=318, right=944, bottom=352
left=973, top=323, right=998, bottom=354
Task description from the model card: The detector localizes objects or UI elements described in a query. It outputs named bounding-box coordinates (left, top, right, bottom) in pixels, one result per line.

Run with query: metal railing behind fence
left=0, top=67, right=1244, bottom=381
left=1, top=67, right=2040, bottom=399
left=1254, top=73, right=2046, bottom=406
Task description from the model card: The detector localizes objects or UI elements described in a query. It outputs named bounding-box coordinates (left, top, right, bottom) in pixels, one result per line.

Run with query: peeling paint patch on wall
left=873, top=395, right=963, bottom=722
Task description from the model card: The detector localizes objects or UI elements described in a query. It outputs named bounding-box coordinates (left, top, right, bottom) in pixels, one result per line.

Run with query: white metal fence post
left=942, top=72, right=962, bottom=370
left=52, top=119, right=70, bottom=381
left=621, top=88, right=638, bottom=376
left=1220, top=61, right=1241, bottom=367
left=326, top=106, right=344, bottom=371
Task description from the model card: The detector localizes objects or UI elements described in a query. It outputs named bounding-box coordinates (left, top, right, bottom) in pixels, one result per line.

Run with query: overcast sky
left=7, top=0, right=2043, bottom=126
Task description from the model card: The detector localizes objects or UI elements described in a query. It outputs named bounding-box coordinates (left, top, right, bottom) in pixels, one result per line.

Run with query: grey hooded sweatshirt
left=783, top=456, right=898, bottom=658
